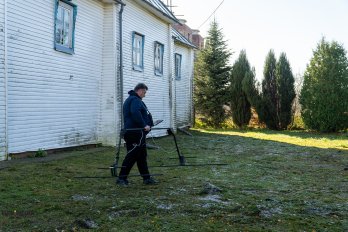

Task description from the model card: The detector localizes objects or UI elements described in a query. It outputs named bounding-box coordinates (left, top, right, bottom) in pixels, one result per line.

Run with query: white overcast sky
left=169, top=0, right=348, bottom=80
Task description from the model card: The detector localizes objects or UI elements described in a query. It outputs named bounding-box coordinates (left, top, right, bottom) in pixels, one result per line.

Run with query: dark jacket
left=123, top=90, right=154, bottom=130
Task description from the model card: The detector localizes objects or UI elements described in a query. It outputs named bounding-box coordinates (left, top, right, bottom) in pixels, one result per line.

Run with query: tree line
left=194, top=21, right=348, bottom=132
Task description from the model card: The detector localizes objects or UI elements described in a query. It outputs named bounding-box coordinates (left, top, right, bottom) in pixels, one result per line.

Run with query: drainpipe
left=168, top=24, right=176, bottom=131
left=113, top=0, right=125, bottom=137
left=4, top=0, right=9, bottom=160
left=118, top=2, right=124, bottom=128
left=191, top=49, right=196, bottom=127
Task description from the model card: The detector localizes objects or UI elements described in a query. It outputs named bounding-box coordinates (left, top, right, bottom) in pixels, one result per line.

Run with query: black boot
left=143, top=177, right=159, bottom=185
left=116, top=178, right=129, bottom=186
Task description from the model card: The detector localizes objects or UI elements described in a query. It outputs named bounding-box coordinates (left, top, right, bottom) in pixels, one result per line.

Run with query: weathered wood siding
left=122, top=0, right=171, bottom=136
left=174, top=44, right=194, bottom=127
left=7, top=0, right=104, bottom=153
left=0, top=0, right=6, bottom=160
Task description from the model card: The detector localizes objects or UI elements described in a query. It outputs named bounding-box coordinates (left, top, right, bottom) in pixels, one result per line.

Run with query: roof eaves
left=172, top=28, right=197, bottom=49
left=141, top=0, right=180, bottom=24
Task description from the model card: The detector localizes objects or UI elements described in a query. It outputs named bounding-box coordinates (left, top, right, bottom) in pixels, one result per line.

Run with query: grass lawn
left=0, top=129, right=347, bottom=231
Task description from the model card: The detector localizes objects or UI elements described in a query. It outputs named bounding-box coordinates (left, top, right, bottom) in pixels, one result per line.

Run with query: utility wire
left=198, top=0, right=224, bottom=29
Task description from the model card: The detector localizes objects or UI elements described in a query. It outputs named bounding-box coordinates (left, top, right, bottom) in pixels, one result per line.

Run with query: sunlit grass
left=195, top=128, right=348, bottom=150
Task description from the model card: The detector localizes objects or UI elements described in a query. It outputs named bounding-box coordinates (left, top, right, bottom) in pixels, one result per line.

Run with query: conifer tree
left=244, top=51, right=295, bottom=130
left=261, top=50, right=278, bottom=129
left=277, top=53, right=296, bottom=129
left=242, top=68, right=266, bottom=125
left=194, top=20, right=232, bottom=127
left=300, top=38, right=348, bottom=132
left=242, top=68, right=260, bottom=107
left=229, top=50, right=252, bottom=128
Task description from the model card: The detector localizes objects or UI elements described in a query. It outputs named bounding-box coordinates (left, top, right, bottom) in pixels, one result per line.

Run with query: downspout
left=113, top=0, right=125, bottom=132
left=191, top=49, right=196, bottom=127
left=4, top=0, right=9, bottom=160
left=189, top=49, right=194, bottom=127
left=168, top=24, right=175, bottom=131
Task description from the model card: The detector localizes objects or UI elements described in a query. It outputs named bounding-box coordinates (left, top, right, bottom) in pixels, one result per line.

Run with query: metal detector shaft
left=115, top=133, right=122, bottom=164
left=149, top=163, right=228, bottom=168
left=123, top=127, right=172, bottom=131
left=75, top=173, right=164, bottom=179
left=167, top=128, right=186, bottom=165
left=112, top=125, right=126, bottom=177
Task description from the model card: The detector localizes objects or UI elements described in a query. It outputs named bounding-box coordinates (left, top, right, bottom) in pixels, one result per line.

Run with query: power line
left=198, top=0, right=224, bottom=29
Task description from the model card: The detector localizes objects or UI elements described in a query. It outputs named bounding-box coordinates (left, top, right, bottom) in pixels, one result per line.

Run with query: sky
left=168, top=0, right=348, bottom=80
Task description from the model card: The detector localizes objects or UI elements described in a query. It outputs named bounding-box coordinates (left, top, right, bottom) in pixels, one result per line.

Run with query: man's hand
left=144, top=125, right=151, bottom=131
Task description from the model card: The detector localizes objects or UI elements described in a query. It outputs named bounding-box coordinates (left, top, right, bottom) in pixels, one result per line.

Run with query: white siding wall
left=0, top=0, right=5, bottom=160
left=98, top=3, right=118, bottom=146
left=122, top=0, right=171, bottom=136
left=174, top=44, right=194, bottom=127
left=7, top=0, right=104, bottom=153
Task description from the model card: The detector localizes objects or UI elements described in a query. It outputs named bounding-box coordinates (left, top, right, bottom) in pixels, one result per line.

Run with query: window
left=175, top=53, right=182, bottom=79
left=154, top=42, right=164, bottom=76
left=132, top=32, right=144, bottom=71
left=54, top=0, right=77, bottom=54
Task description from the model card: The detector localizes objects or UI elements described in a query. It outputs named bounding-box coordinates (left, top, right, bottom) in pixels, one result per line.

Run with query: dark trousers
left=118, top=131, right=150, bottom=180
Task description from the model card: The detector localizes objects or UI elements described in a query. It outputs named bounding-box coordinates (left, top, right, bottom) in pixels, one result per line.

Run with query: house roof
left=172, top=28, right=197, bottom=49
left=137, top=0, right=179, bottom=24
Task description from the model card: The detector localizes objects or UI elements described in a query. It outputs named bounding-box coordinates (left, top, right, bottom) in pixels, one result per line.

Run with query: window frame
left=54, top=0, right=77, bottom=54
left=132, top=32, right=145, bottom=72
left=174, top=53, right=182, bottom=80
left=154, top=41, right=164, bottom=76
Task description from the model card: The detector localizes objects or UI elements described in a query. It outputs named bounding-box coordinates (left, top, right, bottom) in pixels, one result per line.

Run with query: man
left=116, top=83, right=158, bottom=186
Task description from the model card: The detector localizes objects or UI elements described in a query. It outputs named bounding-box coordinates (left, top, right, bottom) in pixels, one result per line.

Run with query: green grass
left=0, top=129, right=347, bottom=231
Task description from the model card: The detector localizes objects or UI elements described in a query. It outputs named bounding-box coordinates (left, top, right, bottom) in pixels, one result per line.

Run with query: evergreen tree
left=244, top=51, right=295, bottom=130
left=300, top=38, right=348, bottom=132
left=242, top=68, right=260, bottom=107
left=261, top=50, right=279, bottom=129
left=194, top=20, right=232, bottom=127
left=242, top=68, right=266, bottom=125
left=277, top=53, right=296, bottom=129
left=229, top=50, right=252, bottom=128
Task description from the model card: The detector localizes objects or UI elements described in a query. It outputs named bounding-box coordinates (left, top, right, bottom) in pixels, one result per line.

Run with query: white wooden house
left=0, top=0, right=195, bottom=161
left=172, top=28, right=196, bottom=128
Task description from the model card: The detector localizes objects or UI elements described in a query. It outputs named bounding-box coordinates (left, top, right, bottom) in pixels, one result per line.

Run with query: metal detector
left=75, top=126, right=228, bottom=179
left=108, top=127, right=228, bottom=176
left=109, top=120, right=164, bottom=177
left=109, top=127, right=175, bottom=178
